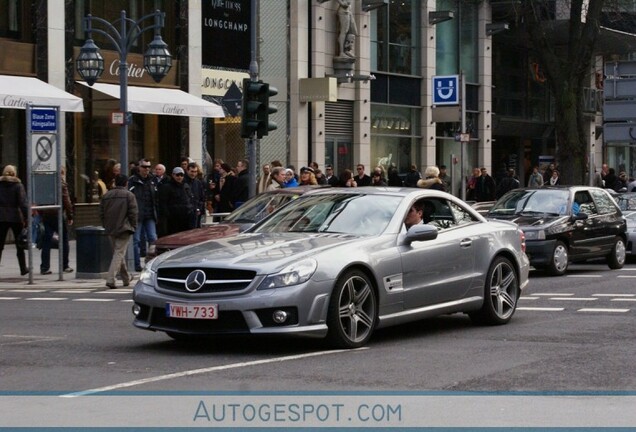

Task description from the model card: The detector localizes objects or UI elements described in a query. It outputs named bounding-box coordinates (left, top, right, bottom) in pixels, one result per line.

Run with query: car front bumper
left=132, top=280, right=331, bottom=338
left=524, top=239, right=557, bottom=267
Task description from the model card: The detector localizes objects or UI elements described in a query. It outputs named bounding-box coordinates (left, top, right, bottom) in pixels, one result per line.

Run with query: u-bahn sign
left=432, top=75, right=459, bottom=106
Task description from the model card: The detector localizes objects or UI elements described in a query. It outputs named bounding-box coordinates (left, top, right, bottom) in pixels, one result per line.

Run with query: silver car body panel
left=133, top=188, right=530, bottom=339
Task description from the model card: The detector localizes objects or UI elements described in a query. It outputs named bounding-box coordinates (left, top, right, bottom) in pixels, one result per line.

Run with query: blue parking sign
left=432, top=75, right=459, bottom=105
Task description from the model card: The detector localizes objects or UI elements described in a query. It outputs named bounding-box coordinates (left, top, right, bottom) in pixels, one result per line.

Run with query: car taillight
left=519, top=230, right=526, bottom=253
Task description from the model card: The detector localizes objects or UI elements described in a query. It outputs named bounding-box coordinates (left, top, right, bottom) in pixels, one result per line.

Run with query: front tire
left=327, top=270, right=377, bottom=348
left=607, top=236, right=626, bottom=270
left=469, top=256, right=519, bottom=325
left=548, top=240, right=569, bottom=276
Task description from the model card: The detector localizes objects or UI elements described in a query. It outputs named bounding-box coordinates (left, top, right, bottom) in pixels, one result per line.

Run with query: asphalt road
left=2, top=262, right=636, bottom=428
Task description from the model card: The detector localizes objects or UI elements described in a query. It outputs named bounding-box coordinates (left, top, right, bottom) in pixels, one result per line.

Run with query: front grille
left=156, top=267, right=256, bottom=294
left=150, top=308, right=249, bottom=334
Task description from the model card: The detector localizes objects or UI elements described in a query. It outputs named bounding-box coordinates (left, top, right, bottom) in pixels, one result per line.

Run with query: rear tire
left=547, top=240, right=568, bottom=276
left=607, top=236, right=626, bottom=270
left=327, top=270, right=377, bottom=349
left=469, top=256, right=519, bottom=325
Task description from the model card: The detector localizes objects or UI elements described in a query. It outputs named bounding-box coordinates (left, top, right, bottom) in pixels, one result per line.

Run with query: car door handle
left=460, top=239, right=472, bottom=248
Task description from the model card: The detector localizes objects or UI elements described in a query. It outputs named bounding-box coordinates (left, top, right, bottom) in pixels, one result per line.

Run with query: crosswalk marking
left=25, top=297, right=66, bottom=301
left=566, top=275, right=603, bottom=278
left=549, top=297, right=598, bottom=301
left=0, top=297, right=20, bottom=300
left=532, top=293, right=574, bottom=296
left=592, top=293, right=635, bottom=297
left=517, top=307, right=565, bottom=311
left=72, top=298, right=116, bottom=302
left=577, top=308, right=630, bottom=313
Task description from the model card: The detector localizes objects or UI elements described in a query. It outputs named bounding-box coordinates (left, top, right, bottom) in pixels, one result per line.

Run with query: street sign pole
left=26, top=104, right=62, bottom=283
left=460, top=72, right=467, bottom=201
left=248, top=0, right=258, bottom=200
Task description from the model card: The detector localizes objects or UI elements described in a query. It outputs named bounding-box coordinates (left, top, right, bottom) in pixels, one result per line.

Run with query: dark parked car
left=487, top=186, right=627, bottom=276
left=615, top=192, right=636, bottom=212
left=150, top=186, right=324, bottom=258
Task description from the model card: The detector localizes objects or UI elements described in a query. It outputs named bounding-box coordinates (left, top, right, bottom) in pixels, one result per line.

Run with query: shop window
left=0, top=0, right=26, bottom=40
left=371, top=105, right=420, bottom=175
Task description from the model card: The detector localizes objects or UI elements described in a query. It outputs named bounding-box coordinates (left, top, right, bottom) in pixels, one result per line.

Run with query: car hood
left=489, top=213, right=567, bottom=228
left=153, top=232, right=362, bottom=270
left=155, top=223, right=243, bottom=248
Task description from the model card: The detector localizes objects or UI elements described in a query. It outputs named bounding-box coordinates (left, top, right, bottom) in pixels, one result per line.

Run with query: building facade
left=1, top=0, right=634, bottom=210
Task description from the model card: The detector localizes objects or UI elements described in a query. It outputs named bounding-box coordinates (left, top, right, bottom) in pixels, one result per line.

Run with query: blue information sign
left=432, top=75, right=459, bottom=106
left=30, top=108, right=58, bottom=132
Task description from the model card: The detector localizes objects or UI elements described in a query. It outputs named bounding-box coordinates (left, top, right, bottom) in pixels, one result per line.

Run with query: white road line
left=25, top=297, right=67, bottom=301
left=611, top=298, right=636, bottom=302
left=72, top=298, right=116, bottom=302
left=532, top=293, right=574, bottom=296
left=120, top=299, right=133, bottom=303
left=617, top=275, right=636, bottom=278
left=0, top=297, right=20, bottom=300
left=577, top=308, right=630, bottom=313
left=7, top=289, right=46, bottom=293
left=517, top=307, right=565, bottom=311
left=53, top=290, right=95, bottom=294
left=566, top=275, right=602, bottom=278
left=549, top=297, right=598, bottom=301
left=95, top=290, right=132, bottom=294
left=619, top=268, right=636, bottom=271
left=519, top=296, right=539, bottom=300
left=61, top=348, right=368, bottom=398
left=593, top=293, right=635, bottom=297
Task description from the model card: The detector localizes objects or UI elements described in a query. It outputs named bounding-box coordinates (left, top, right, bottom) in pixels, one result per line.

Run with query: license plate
left=166, top=303, right=218, bottom=319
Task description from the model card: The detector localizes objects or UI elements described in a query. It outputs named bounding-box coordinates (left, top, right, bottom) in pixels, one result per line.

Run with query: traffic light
left=240, top=78, right=278, bottom=139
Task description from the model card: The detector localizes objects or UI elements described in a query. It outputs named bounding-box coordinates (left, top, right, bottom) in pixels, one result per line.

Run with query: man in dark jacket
left=157, top=167, right=194, bottom=236
left=185, top=162, right=206, bottom=228
left=233, top=159, right=250, bottom=208
left=127, top=158, right=157, bottom=272
left=496, top=168, right=520, bottom=199
left=475, top=167, right=496, bottom=202
left=100, top=175, right=138, bottom=289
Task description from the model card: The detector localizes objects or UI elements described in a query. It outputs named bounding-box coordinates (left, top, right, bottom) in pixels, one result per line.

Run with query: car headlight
left=139, top=258, right=157, bottom=285
left=524, top=230, right=546, bottom=240
left=257, top=259, right=318, bottom=290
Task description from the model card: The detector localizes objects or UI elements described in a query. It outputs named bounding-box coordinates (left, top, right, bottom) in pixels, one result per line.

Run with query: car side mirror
left=403, top=224, right=438, bottom=245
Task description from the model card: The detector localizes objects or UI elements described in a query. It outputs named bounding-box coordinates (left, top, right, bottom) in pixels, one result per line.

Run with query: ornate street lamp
left=76, top=10, right=172, bottom=170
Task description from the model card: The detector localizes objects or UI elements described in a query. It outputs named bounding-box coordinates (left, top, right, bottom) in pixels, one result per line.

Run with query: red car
left=149, top=186, right=325, bottom=258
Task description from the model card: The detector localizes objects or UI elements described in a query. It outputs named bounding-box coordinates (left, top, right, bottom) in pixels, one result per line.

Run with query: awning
left=0, top=75, right=84, bottom=112
left=78, top=82, right=224, bottom=118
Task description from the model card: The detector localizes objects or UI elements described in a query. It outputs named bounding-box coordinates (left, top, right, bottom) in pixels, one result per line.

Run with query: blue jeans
left=40, top=215, right=70, bottom=272
left=133, top=219, right=157, bottom=269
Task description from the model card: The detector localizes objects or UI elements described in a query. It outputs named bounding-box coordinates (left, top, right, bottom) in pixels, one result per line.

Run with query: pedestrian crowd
left=3, top=157, right=635, bottom=285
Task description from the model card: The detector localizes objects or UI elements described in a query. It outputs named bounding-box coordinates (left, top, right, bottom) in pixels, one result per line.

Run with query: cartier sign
left=2, top=95, right=30, bottom=108
left=73, top=47, right=178, bottom=86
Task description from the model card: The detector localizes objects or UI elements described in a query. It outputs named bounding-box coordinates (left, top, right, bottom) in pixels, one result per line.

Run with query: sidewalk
left=0, top=240, right=120, bottom=290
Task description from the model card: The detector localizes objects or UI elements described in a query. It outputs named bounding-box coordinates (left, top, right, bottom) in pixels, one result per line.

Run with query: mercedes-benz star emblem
left=185, top=269, right=207, bottom=292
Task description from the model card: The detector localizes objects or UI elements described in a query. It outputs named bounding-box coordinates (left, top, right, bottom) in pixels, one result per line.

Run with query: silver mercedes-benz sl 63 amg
left=132, top=188, right=530, bottom=348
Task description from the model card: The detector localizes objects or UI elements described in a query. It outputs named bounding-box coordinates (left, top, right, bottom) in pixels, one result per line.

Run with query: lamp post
left=76, top=10, right=172, bottom=171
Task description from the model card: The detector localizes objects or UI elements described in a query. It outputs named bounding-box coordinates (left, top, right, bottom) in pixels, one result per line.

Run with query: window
left=370, top=0, right=419, bottom=75
left=436, top=0, right=478, bottom=82
left=371, top=105, right=420, bottom=175
left=589, top=189, right=618, bottom=215
left=0, top=0, right=26, bottom=40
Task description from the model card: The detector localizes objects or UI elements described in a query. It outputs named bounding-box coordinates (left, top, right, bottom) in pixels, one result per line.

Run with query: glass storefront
left=371, top=105, right=419, bottom=174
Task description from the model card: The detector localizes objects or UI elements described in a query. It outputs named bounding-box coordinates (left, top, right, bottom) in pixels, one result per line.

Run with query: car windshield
left=488, top=189, right=570, bottom=216
left=253, top=193, right=401, bottom=235
left=224, top=192, right=300, bottom=224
